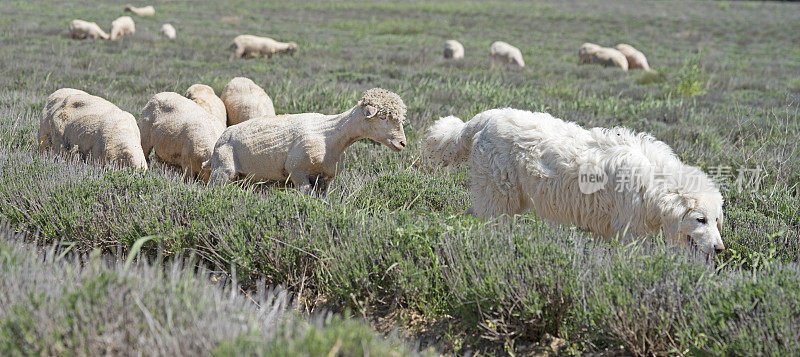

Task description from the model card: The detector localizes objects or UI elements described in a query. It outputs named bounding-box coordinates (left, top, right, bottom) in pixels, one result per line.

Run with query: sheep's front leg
left=289, top=171, right=312, bottom=195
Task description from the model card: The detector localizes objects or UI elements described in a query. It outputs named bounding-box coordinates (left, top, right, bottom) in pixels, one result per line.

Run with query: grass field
left=1, top=0, right=800, bottom=355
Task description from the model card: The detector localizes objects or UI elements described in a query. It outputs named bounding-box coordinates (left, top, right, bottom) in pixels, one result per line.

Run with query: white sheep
left=38, top=88, right=147, bottom=169
left=69, top=19, right=109, bottom=40
left=615, top=43, right=652, bottom=71
left=110, top=16, right=135, bottom=41
left=578, top=42, right=601, bottom=64
left=160, top=23, right=176, bottom=39
left=140, top=92, right=225, bottom=177
left=489, top=41, right=525, bottom=67
left=219, top=77, right=276, bottom=126
left=230, top=35, right=298, bottom=59
left=202, top=88, right=408, bottom=194
left=124, top=4, right=155, bottom=17
left=444, top=40, right=465, bottom=60
left=423, top=108, right=726, bottom=257
left=185, top=84, right=226, bottom=128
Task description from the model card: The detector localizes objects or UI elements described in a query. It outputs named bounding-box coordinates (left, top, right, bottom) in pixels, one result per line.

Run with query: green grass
left=1, top=0, right=800, bottom=355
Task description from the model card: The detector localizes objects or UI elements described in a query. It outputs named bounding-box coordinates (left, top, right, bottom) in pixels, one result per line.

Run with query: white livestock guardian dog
left=424, top=108, right=725, bottom=257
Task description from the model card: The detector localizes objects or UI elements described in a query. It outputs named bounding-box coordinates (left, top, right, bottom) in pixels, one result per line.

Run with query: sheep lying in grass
left=444, top=40, right=464, bottom=60
left=230, top=35, right=298, bottom=59
left=124, top=4, right=155, bottom=17
left=38, top=88, right=147, bottom=169
left=160, top=23, right=176, bottom=39
left=185, top=84, right=226, bottom=127
left=69, top=20, right=109, bottom=40
left=490, top=41, right=525, bottom=67
left=424, top=108, right=726, bottom=257
left=141, top=92, right=225, bottom=177
left=615, top=43, right=652, bottom=71
left=202, top=88, right=407, bottom=194
left=110, top=16, right=135, bottom=41
left=220, top=77, right=275, bottom=126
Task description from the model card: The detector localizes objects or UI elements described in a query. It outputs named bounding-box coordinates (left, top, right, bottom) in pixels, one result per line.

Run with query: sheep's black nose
left=399, top=140, right=406, bottom=148
left=714, top=243, right=726, bottom=253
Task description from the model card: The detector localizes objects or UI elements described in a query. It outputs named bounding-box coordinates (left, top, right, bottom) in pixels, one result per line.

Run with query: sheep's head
left=286, top=42, right=298, bottom=54
left=124, top=4, right=133, bottom=11
left=660, top=186, right=725, bottom=260
left=359, top=88, right=407, bottom=152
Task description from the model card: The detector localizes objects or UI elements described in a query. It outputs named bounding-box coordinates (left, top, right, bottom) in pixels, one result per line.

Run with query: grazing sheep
left=68, top=19, right=109, bottom=40
left=203, top=88, right=407, bottom=194
left=230, top=35, right=298, bottom=59
left=110, top=16, right=135, bottom=41
left=219, top=77, right=275, bottom=126
left=615, top=43, right=652, bottom=71
left=590, top=47, right=629, bottom=71
left=444, top=40, right=465, bottom=60
left=578, top=42, right=601, bottom=64
left=124, top=4, right=155, bottom=17
left=140, top=92, right=225, bottom=177
left=423, top=108, right=726, bottom=257
left=160, top=23, right=176, bottom=39
left=185, top=84, right=226, bottom=127
left=38, top=88, right=147, bottom=169
left=489, top=41, right=525, bottom=67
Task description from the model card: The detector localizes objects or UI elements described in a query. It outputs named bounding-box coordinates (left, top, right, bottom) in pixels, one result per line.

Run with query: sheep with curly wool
left=124, top=4, right=155, bottom=17
left=38, top=88, right=147, bottom=169
left=423, top=108, right=725, bottom=257
left=490, top=41, right=525, bottom=67
left=230, top=35, right=298, bottom=59
left=202, top=88, right=407, bottom=194
left=219, top=77, right=275, bottom=126
left=140, top=92, right=225, bottom=177
left=185, top=84, right=226, bottom=127
left=69, top=19, right=109, bottom=40
left=110, top=16, right=135, bottom=41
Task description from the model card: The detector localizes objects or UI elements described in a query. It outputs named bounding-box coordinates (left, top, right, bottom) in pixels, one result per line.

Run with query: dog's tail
left=422, top=115, right=478, bottom=167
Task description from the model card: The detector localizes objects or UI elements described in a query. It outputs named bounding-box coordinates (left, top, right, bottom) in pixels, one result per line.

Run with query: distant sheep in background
left=444, top=40, right=465, bottom=60
left=124, top=4, right=155, bottom=17
left=38, top=88, right=147, bottom=169
left=578, top=42, right=601, bottom=64
left=185, top=84, right=226, bottom=127
left=490, top=41, right=525, bottom=67
left=160, top=23, right=176, bottom=39
left=578, top=43, right=629, bottom=71
left=69, top=20, right=109, bottom=40
left=140, top=92, right=225, bottom=177
left=203, top=88, right=407, bottom=194
left=615, top=43, right=652, bottom=71
left=220, top=77, right=275, bottom=126
left=230, top=35, right=298, bottom=59
left=110, top=16, right=135, bottom=41
left=424, top=108, right=726, bottom=257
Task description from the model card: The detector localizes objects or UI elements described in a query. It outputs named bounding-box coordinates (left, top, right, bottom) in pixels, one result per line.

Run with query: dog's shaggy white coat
left=424, top=108, right=725, bottom=255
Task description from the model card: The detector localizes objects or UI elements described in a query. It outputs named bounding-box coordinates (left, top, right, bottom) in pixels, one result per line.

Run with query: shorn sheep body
left=615, top=43, right=652, bottom=71
left=203, top=88, right=407, bottom=194
left=219, top=77, right=275, bottom=126
left=444, top=40, right=465, bottom=60
left=38, top=88, right=147, bottom=169
left=490, top=41, right=525, bottom=67
left=160, top=23, right=176, bottom=39
left=424, top=108, right=725, bottom=256
left=69, top=20, right=109, bottom=40
left=579, top=44, right=628, bottom=71
left=110, top=16, right=135, bottom=41
left=140, top=92, right=225, bottom=177
left=578, top=42, right=601, bottom=64
left=185, top=84, right=226, bottom=127
left=124, top=4, right=155, bottom=17
left=230, top=35, right=297, bottom=59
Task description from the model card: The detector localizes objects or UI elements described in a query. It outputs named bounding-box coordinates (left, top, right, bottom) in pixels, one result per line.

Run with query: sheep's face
left=362, top=104, right=406, bottom=152
left=673, top=193, right=725, bottom=257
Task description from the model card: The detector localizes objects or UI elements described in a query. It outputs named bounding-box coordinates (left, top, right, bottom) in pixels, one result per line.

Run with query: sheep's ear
left=363, top=105, right=378, bottom=118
